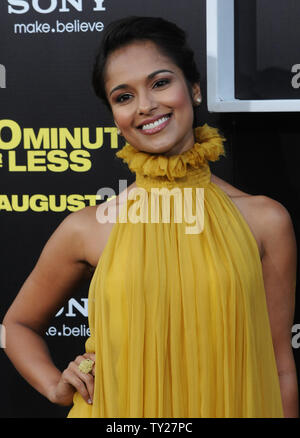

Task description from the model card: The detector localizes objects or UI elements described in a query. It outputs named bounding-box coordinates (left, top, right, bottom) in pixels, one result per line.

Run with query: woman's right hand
left=48, top=353, right=95, bottom=407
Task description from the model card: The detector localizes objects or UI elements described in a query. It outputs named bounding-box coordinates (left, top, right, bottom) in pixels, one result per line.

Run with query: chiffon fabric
left=67, top=124, right=284, bottom=418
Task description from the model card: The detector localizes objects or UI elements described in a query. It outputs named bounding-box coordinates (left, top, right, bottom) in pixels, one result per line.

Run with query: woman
left=3, top=16, right=298, bottom=418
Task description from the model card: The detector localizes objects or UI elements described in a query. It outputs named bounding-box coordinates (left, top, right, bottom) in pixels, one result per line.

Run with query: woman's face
left=104, top=40, right=201, bottom=156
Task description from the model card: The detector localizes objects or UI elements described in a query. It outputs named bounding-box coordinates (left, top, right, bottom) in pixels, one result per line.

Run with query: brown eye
left=153, top=79, right=170, bottom=88
left=116, top=94, right=132, bottom=103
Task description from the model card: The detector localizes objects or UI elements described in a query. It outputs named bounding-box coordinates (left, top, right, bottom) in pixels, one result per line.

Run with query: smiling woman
left=2, top=15, right=297, bottom=419
left=66, top=16, right=296, bottom=418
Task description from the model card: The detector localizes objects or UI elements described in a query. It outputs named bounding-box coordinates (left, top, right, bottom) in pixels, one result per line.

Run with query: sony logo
left=8, top=0, right=105, bottom=14
left=55, top=298, right=88, bottom=318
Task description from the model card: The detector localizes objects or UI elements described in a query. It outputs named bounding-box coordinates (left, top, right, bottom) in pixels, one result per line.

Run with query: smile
left=139, top=114, right=172, bottom=135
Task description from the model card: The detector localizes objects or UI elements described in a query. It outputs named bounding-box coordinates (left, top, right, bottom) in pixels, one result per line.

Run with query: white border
left=206, top=0, right=300, bottom=112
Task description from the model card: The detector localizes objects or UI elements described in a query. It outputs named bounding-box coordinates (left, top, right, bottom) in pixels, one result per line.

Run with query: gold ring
left=78, top=358, right=94, bottom=374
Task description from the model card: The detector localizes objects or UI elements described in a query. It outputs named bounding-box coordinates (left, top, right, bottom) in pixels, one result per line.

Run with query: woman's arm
left=259, top=196, right=298, bottom=418
left=2, top=208, right=96, bottom=406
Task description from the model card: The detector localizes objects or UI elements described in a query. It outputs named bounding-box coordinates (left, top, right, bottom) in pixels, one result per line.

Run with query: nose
left=137, top=90, right=157, bottom=115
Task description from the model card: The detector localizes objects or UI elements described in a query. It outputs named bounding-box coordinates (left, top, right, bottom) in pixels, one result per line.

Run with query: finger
left=74, top=354, right=88, bottom=365
left=62, top=369, right=91, bottom=405
left=74, top=354, right=95, bottom=373
left=83, top=353, right=96, bottom=376
left=84, top=353, right=95, bottom=361
left=74, top=354, right=95, bottom=376
left=70, top=361, right=94, bottom=403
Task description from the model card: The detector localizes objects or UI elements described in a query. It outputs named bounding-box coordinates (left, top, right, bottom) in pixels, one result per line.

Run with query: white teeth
left=142, top=115, right=170, bottom=130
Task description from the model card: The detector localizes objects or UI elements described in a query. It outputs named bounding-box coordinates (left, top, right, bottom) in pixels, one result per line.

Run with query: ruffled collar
left=115, top=124, right=226, bottom=189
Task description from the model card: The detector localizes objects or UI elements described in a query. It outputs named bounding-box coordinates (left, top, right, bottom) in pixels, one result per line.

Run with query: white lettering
left=93, top=0, right=105, bottom=11
left=32, top=0, right=57, bottom=14
left=8, top=0, right=30, bottom=14
left=55, top=298, right=88, bottom=317
left=0, top=65, right=6, bottom=88
left=65, top=298, right=88, bottom=317
left=8, top=0, right=105, bottom=14
left=96, top=179, right=128, bottom=224
left=292, top=323, right=300, bottom=348
left=291, top=64, right=300, bottom=89
left=59, top=0, right=82, bottom=12
left=0, top=324, right=6, bottom=348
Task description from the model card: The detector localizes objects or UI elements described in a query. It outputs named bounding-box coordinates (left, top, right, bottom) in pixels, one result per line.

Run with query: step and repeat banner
left=0, top=0, right=213, bottom=418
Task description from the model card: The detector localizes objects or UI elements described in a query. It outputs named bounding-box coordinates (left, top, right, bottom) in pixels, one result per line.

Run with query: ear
left=191, top=83, right=202, bottom=104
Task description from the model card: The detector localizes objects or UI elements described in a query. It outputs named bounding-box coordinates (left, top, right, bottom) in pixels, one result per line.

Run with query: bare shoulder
left=36, top=205, right=98, bottom=270
left=63, top=203, right=99, bottom=231
left=252, top=195, right=296, bottom=255
left=63, top=194, right=126, bottom=269
left=61, top=204, right=103, bottom=257
left=251, top=194, right=293, bottom=222
left=210, top=173, right=295, bottom=259
left=55, top=205, right=99, bottom=251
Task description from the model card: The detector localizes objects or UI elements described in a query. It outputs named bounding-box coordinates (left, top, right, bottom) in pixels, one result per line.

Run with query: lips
left=137, top=113, right=173, bottom=136
left=137, top=113, right=172, bottom=130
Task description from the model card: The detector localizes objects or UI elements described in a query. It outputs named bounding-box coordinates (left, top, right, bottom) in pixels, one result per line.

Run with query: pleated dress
left=67, top=124, right=284, bottom=418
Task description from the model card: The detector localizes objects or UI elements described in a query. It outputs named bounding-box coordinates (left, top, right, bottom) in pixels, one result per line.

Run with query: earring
left=193, top=97, right=202, bottom=107
left=115, top=123, right=121, bottom=135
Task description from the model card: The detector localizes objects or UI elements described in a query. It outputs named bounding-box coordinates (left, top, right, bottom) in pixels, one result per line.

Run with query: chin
left=129, top=129, right=183, bottom=155
left=135, top=146, right=168, bottom=155
left=142, top=143, right=174, bottom=155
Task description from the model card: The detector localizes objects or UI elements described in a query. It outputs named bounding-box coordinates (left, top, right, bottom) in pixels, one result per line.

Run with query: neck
left=115, top=124, right=226, bottom=188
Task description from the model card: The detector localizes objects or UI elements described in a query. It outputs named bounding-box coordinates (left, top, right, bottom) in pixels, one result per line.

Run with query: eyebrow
left=109, top=69, right=175, bottom=97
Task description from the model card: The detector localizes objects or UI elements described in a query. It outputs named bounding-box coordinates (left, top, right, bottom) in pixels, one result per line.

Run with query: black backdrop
left=0, top=0, right=299, bottom=418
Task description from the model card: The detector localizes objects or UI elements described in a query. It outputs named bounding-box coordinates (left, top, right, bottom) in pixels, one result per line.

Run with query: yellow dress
left=67, top=124, right=284, bottom=418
